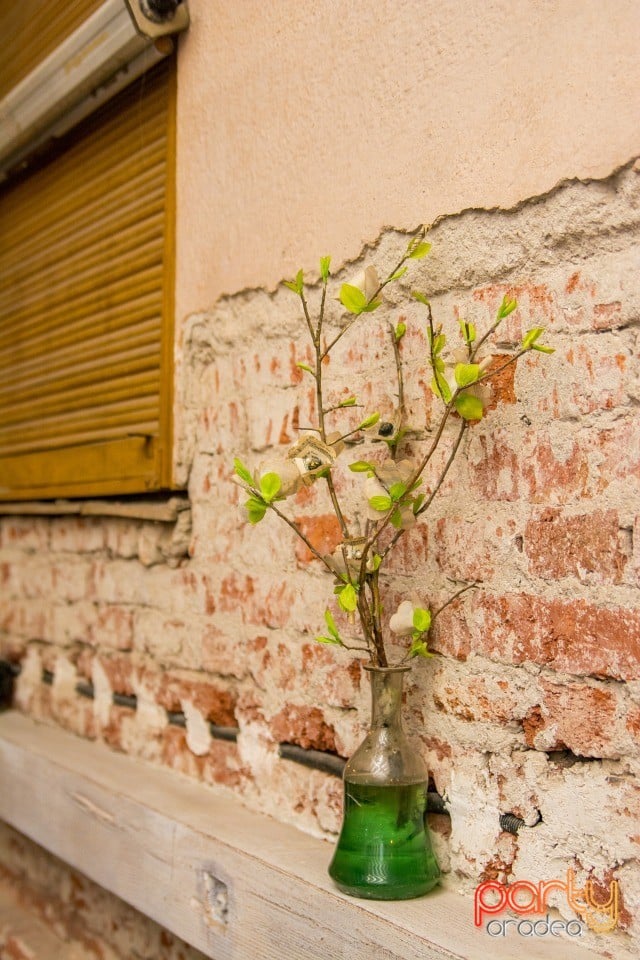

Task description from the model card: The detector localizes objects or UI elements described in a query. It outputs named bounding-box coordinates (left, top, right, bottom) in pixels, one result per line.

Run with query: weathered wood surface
left=0, top=496, right=187, bottom=521
left=0, top=711, right=600, bottom=960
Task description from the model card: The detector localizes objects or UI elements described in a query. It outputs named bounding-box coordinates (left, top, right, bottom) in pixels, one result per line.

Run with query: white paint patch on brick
left=182, top=700, right=211, bottom=757
left=91, top=659, right=112, bottom=728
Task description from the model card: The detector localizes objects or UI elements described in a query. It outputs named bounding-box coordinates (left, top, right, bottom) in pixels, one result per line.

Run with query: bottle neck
left=367, top=666, right=409, bottom=731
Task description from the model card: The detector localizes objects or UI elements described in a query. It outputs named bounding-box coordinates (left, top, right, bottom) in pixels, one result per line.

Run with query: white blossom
left=389, top=600, right=416, bottom=636
left=255, top=458, right=301, bottom=497
left=348, top=264, right=380, bottom=301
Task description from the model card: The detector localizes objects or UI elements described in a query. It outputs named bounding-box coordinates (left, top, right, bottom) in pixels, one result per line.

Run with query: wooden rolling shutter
left=0, top=56, right=176, bottom=500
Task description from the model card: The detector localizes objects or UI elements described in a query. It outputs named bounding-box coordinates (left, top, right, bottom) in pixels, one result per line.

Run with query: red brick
left=101, top=704, right=134, bottom=753
left=430, top=596, right=473, bottom=662
left=293, top=514, right=343, bottom=564
left=434, top=515, right=517, bottom=581
left=625, top=705, right=640, bottom=747
left=201, top=624, right=249, bottom=679
left=472, top=282, right=555, bottom=343
left=589, top=418, right=640, bottom=492
left=432, top=671, right=523, bottom=725
left=218, top=573, right=255, bottom=612
left=468, top=429, right=521, bottom=501
left=161, top=725, right=248, bottom=789
left=384, top=521, right=430, bottom=576
left=156, top=671, right=237, bottom=726
left=49, top=517, right=105, bottom=554
left=553, top=340, right=629, bottom=416
left=522, top=680, right=618, bottom=757
left=0, top=517, right=49, bottom=552
left=270, top=704, right=337, bottom=752
left=482, top=354, right=517, bottom=410
left=244, top=578, right=299, bottom=630
left=478, top=593, right=640, bottom=680
left=520, top=433, right=590, bottom=504
left=89, top=605, right=134, bottom=652
left=98, top=653, right=137, bottom=695
left=525, top=508, right=627, bottom=584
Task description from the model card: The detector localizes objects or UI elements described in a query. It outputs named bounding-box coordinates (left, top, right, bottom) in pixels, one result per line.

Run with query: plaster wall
left=176, top=0, right=640, bottom=314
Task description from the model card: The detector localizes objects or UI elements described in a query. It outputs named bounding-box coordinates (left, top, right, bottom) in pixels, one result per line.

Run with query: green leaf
left=320, top=256, right=331, bottom=282
left=408, top=241, right=432, bottom=260
left=412, top=493, right=425, bottom=514
left=390, top=508, right=403, bottom=529
left=339, top=396, right=357, bottom=407
left=348, top=460, right=375, bottom=473
left=339, top=283, right=367, bottom=314
left=412, top=607, right=432, bottom=633
left=245, top=497, right=267, bottom=524
left=532, top=342, right=555, bottom=354
left=459, top=319, right=476, bottom=344
left=497, top=295, right=517, bottom=319
left=388, top=266, right=408, bottom=282
left=296, top=362, right=316, bottom=376
left=315, top=635, right=343, bottom=646
left=395, top=321, right=407, bottom=341
left=324, top=608, right=340, bottom=640
left=454, top=362, right=480, bottom=388
left=409, top=638, right=434, bottom=659
left=259, top=472, right=281, bottom=502
left=454, top=392, right=484, bottom=421
left=412, top=290, right=430, bottom=306
left=521, top=326, right=545, bottom=350
left=431, top=372, right=452, bottom=403
left=283, top=268, right=304, bottom=295
left=369, top=495, right=392, bottom=512
left=361, top=298, right=382, bottom=313
left=427, top=328, right=446, bottom=355
left=338, top=583, right=358, bottom=613
left=389, top=482, right=407, bottom=502
left=358, top=412, right=380, bottom=430
left=371, top=554, right=382, bottom=571
left=233, top=457, right=254, bottom=486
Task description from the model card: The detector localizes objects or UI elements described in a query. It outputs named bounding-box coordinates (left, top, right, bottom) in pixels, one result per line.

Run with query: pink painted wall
left=175, top=0, right=640, bottom=315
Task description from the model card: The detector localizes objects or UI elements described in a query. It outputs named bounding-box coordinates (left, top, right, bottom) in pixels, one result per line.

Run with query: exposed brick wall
left=1, top=162, right=640, bottom=956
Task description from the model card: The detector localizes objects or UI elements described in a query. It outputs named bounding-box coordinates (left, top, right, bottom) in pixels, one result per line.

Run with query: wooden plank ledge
left=0, top=711, right=601, bottom=960
left=0, top=496, right=188, bottom=521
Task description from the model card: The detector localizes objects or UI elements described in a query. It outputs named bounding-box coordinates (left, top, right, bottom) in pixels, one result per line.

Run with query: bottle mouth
left=363, top=663, right=411, bottom=673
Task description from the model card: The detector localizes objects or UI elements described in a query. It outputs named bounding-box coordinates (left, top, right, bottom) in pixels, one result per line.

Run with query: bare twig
left=267, top=501, right=336, bottom=575
left=431, top=582, right=479, bottom=621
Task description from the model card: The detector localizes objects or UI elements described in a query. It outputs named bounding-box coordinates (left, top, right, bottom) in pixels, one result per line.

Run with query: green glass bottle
left=329, top=665, right=440, bottom=900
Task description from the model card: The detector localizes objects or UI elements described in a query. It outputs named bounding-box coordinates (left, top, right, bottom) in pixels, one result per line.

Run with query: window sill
left=0, top=711, right=599, bottom=960
left=0, top=496, right=189, bottom=522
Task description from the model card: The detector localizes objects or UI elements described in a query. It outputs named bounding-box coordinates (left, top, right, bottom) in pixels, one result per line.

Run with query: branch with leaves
left=232, top=233, right=553, bottom=667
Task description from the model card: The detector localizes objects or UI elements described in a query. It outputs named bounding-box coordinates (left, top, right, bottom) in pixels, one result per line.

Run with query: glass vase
left=329, top=664, right=440, bottom=899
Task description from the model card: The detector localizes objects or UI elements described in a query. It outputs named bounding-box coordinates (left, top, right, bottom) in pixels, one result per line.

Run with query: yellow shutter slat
left=0, top=266, right=163, bottom=342
left=0, top=57, right=174, bottom=499
left=0, top=397, right=160, bottom=455
left=1, top=235, right=164, bottom=319
left=0, top=294, right=160, bottom=369
left=0, top=320, right=161, bottom=391
left=0, top=156, right=166, bottom=266
left=0, top=370, right=161, bottom=429
left=0, top=124, right=168, bottom=243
